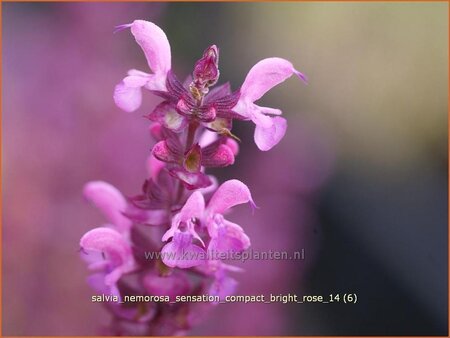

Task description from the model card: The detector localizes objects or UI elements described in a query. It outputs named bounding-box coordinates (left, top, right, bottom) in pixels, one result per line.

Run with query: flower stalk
left=80, top=19, right=306, bottom=335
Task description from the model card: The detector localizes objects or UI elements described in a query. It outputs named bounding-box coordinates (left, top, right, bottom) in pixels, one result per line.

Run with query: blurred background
left=2, top=2, right=448, bottom=336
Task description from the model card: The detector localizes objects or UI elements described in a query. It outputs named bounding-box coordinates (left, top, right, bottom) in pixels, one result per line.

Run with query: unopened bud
left=193, top=45, right=220, bottom=88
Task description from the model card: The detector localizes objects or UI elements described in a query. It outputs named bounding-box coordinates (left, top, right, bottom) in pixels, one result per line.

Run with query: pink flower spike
left=83, top=181, right=132, bottom=234
left=161, top=232, right=205, bottom=268
left=207, top=179, right=255, bottom=215
left=254, top=116, right=287, bottom=151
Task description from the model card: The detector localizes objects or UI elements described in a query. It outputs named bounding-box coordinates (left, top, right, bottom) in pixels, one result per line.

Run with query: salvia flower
left=160, top=179, right=254, bottom=268
left=114, top=19, right=305, bottom=149
left=80, top=227, right=136, bottom=298
left=81, top=18, right=306, bottom=335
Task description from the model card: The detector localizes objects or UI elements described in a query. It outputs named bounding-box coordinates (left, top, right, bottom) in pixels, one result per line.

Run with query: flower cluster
left=80, top=19, right=305, bottom=335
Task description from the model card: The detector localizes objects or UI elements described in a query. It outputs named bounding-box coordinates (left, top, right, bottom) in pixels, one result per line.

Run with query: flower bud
left=193, top=45, right=220, bottom=88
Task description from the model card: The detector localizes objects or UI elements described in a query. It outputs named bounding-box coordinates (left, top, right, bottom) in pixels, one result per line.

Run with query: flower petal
left=198, top=129, right=218, bottom=147
left=113, top=81, right=143, bottom=113
left=161, top=232, right=205, bottom=268
left=162, top=191, right=205, bottom=242
left=257, top=105, right=282, bottom=116
left=179, top=191, right=205, bottom=223
left=240, top=57, right=306, bottom=102
left=208, top=219, right=250, bottom=253
left=130, top=20, right=171, bottom=81
left=207, top=179, right=255, bottom=215
left=195, top=259, right=243, bottom=276
left=161, top=191, right=205, bottom=245
left=161, top=214, right=180, bottom=242
left=254, top=116, right=287, bottom=151
left=123, top=70, right=150, bottom=87
left=87, top=273, right=121, bottom=298
left=205, top=82, right=231, bottom=103
left=197, top=175, right=219, bottom=196
left=80, top=228, right=132, bottom=265
left=83, top=181, right=131, bottom=233
left=249, top=107, right=273, bottom=128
